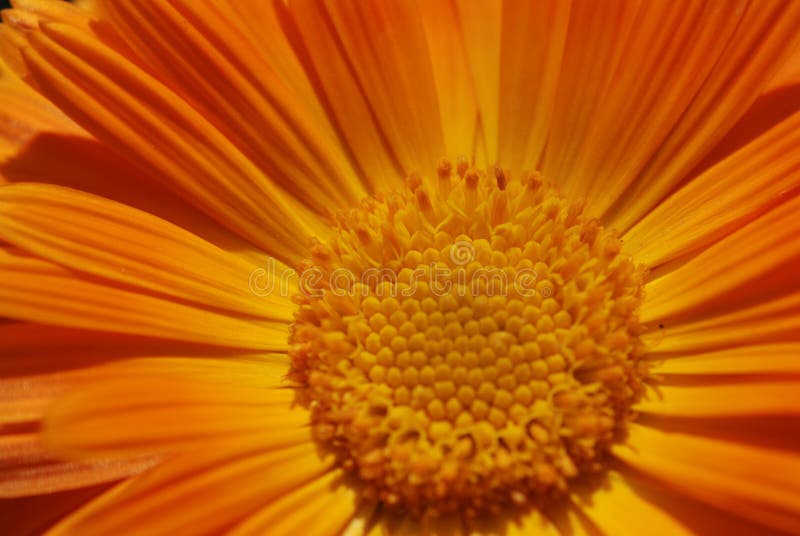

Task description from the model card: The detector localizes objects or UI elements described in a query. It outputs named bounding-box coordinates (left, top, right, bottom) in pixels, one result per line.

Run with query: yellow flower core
left=290, top=160, right=647, bottom=516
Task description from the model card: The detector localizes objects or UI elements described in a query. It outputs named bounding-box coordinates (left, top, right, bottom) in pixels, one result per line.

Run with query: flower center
left=289, top=160, right=647, bottom=516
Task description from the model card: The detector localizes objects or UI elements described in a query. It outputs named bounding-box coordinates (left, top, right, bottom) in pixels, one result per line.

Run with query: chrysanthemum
left=2, top=0, right=800, bottom=534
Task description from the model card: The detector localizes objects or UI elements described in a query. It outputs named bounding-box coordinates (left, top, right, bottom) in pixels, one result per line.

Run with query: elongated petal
left=625, top=108, right=800, bottom=267
left=288, top=0, right=444, bottom=188
left=230, top=470, right=359, bottom=536
left=0, top=183, right=294, bottom=320
left=542, top=0, right=647, bottom=201
left=607, top=0, right=800, bottom=229
left=453, top=0, right=501, bottom=165
left=0, top=71, right=82, bottom=163
left=641, top=195, right=800, bottom=322
left=1, top=1, right=94, bottom=79
left=497, top=0, right=571, bottom=173
left=637, top=381, right=800, bottom=418
left=43, top=359, right=304, bottom=458
left=0, top=248, right=288, bottom=350
left=16, top=21, right=327, bottom=264
left=615, top=424, right=800, bottom=533
left=96, top=0, right=363, bottom=212
left=49, top=440, right=335, bottom=536
left=643, top=291, right=800, bottom=354
left=214, top=1, right=343, bottom=138
left=544, top=0, right=800, bottom=228
left=572, top=471, right=692, bottom=535
left=0, top=433, right=156, bottom=497
left=1, top=355, right=117, bottom=425
left=417, top=0, right=478, bottom=160
left=654, top=344, right=800, bottom=376
left=765, top=39, right=800, bottom=93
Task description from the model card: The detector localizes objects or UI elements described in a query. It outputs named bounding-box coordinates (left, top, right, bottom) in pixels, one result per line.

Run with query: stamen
left=290, top=161, right=647, bottom=517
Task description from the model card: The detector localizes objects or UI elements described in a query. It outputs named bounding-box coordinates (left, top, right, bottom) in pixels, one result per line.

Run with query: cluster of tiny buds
left=289, top=161, right=646, bottom=515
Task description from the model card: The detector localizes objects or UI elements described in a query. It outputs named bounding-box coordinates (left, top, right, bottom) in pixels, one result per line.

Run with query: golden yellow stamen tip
left=290, top=161, right=646, bottom=516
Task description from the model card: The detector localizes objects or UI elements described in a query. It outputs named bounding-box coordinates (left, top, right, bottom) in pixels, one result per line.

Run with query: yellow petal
left=653, top=343, right=800, bottom=376
left=230, top=470, right=359, bottom=536
left=49, top=440, right=335, bottom=536
left=572, top=471, right=692, bottom=536
left=454, top=0, right=501, bottom=165
left=637, top=381, right=800, bottom=418
left=615, top=423, right=800, bottom=533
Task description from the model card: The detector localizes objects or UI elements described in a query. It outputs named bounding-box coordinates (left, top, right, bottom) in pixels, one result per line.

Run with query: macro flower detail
left=1, top=0, right=800, bottom=535
left=291, top=165, right=647, bottom=515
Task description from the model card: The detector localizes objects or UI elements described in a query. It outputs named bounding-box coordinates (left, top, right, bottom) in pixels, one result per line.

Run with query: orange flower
left=2, top=0, right=800, bottom=534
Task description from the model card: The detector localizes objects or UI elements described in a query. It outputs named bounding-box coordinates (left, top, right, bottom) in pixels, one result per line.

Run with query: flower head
left=1, top=1, right=800, bottom=535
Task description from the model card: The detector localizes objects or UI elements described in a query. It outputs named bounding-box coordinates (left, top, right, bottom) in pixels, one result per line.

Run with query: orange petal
left=95, top=0, right=363, bottom=212
left=288, top=0, right=444, bottom=187
left=1, top=1, right=96, bottom=80
left=625, top=108, right=800, bottom=267
left=0, top=323, right=289, bottom=426
left=0, top=183, right=295, bottom=320
left=607, top=0, right=800, bottom=230
left=1, top=354, right=117, bottom=425
left=2, top=137, right=268, bottom=265
left=49, top=440, right=335, bottom=535
left=42, top=358, right=303, bottom=458
left=636, top=414, right=800, bottom=454
left=453, top=0, right=501, bottom=165
left=541, top=0, right=642, bottom=201
left=609, top=467, right=773, bottom=536
left=497, top=0, right=571, bottom=173
left=0, top=69, right=82, bottom=163
left=641, top=195, right=800, bottom=323
left=643, top=291, right=800, bottom=354
left=214, top=1, right=343, bottom=137
left=0, top=248, right=288, bottom=350
left=0, top=433, right=157, bottom=497
left=637, top=381, right=800, bottom=418
left=653, top=343, right=800, bottom=376
left=614, top=423, right=800, bottom=533
left=765, top=37, right=800, bottom=93
left=417, top=0, right=478, bottom=160
left=572, top=471, right=692, bottom=535
left=230, top=470, right=359, bottom=536
left=14, top=20, right=327, bottom=264
left=544, top=1, right=800, bottom=228
left=0, top=322, right=281, bottom=376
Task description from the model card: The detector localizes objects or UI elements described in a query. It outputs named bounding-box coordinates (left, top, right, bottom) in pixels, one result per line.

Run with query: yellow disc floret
left=289, top=160, right=647, bottom=516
